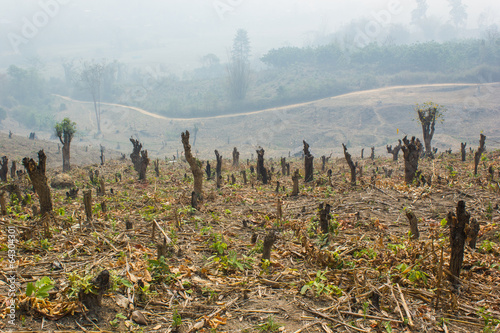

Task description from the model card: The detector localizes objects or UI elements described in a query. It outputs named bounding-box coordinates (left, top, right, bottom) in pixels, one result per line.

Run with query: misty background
left=0, top=0, right=499, bottom=156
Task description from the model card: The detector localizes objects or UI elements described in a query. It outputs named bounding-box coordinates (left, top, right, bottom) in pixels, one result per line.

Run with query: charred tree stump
left=181, top=131, right=203, bottom=207
left=448, top=200, right=472, bottom=288
left=232, top=147, right=240, bottom=167
left=256, top=148, right=265, bottom=182
left=460, top=143, right=467, bottom=162
left=0, top=156, right=8, bottom=182
left=205, top=161, right=212, bottom=180
left=387, top=140, right=402, bottom=161
left=83, top=190, right=92, bottom=222
left=291, top=169, right=300, bottom=196
left=0, top=192, right=6, bottom=215
left=405, top=210, right=419, bottom=239
left=100, top=145, right=105, bottom=166
left=79, top=270, right=110, bottom=311
left=286, top=163, right=290, bottom=177
left=66, top=188, right=79, bottom=199
left=319, top=203, right=331, bottom=234
left=98, top=177, right=105, bottom=196
left=370, top=147, right=375, bottom=160
left=402, top=136, right=421, bottom=185
left=342, top=144, right=357, bottom=186
left=154, top=159, right=160, bottom=177
left=361, top=148, right=364, bottom=159
left=261, top=166, right=268, bottom=185
left=474, top=134, right=486, bottom=176
left=241, top=170, right=247, bottom=184
left=321, top=155, right=330, bottom=172
left=130, top=138, right=150, bottom=180
left=10, top=161, right=16, bottom=180
left=231, top=174, right=236, bottom=185
left=215, top=150, right=222, bottom=189
left=9, top=131, right=12, bottom=139
left=281, top=157, right=286, bottom=175
left=303, top=140, right=314, bottom=182
left=261, top=230, right=277, bottom=263
left=22, top=150, right=53, bottom=216
left=126, top=220, right=133, bottom=230
left=468, top=218, right=480, bottom=249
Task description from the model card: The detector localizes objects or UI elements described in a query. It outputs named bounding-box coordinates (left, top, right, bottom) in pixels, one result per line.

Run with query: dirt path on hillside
left=53, top=83, right=479, bottom=122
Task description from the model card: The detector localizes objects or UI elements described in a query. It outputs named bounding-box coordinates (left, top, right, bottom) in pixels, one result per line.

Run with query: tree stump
left=448, top=200, right=473, bottom=288
left=321, top=155, right=330, bottom=172
left=387, top=140, right=402, bottom=161
left=370, top=147, right=375, bottom=160
left=319, top=203, right=331, bottom=234
left=0, top=192, right=6, bottom=215
left=402, top=136, right=421, bottom=185
left=130, top=138, right=150, bottom=180
left=205, top=161, right=211, bottom=180
left=286, top=163, right=290, bottom=177
left=361, top=148, right=364, bottom=159
left=83, top=190, right=92, bottom=222
left=262, top=230, right=276, bottom=263
left=281, top=157, right=286, bottom=175
left=256, top=148, right=265, bottom=182
left=79, top=270, right=110, bottom=311
left=303, top=140, right=314, bottom=182
left=460, top=142, right=467, bottom=162
left=0, top=156, right=8, bottom=182
left=215, top=150, right=222, bottom=189
left=154, top=159, right=160, bottom=177
left=100, top=145, right=105, bottom=166
left=241, top=170, right=247, bottom=184
left=10, top=161, right=16, bottom=180
left=98, top=177, right=105, bottom=196
left=474, top=134, right=486, bottom=176
left=405, top=210, right=419, bottom=239
left=232, top=147, right=240, bottom=167
left=22, top=150, right=53, bottom=216
left=291, top=169, right=300, bottom=196
left=181, top=131, right=203, bottom=207
left=342, top=144, right=357, bottom=186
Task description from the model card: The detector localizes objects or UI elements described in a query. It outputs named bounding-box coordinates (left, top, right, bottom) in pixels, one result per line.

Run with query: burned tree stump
left=98, top=177, right=105, bottom=196
left=66, top=188, right=79, bottom=199
left=291, top=169, right=300, bottom=196
left=0, top=192, right=6, bottom=215
left=467, top=218, right=480, bottom=249
left=387, top=140, right=402, bottom=161
left=402, top=136, right=421, bottom=185
left=281, top=157, right=286, bottom=175
left=261, top=166, right=268, bottom=185
left=342, top=144, right=357, bottom=186
left=100, top=145, right=105, bottom=166
left=215, top=150, right=223, bottom=189
left=256, top=147, right=265, bottom=181
left=319, top=203, right=331, bottom=234
left=10, top=161, right=16, bottom=180
left=22, top=150, right=53, bottom=216
left=181, top=131, right=203, bottom=207
left=361, top=148, right=364, bottom=159
left=205, top=161, right=212, bottom=180
left=286, top=163, right=290, bottom=177
left=321, top=155, right=330, bottom=172
left=130, top=138, right=150, bottom=180
left=303, top=140, right=314, bottom=182
left=474, top=134, right=486, bottom=176
left=154, top=159, right=160, bottom=177
left=261, top=230, right=277, bottom=263
left=370, top=147, right=375, bottom=160
left=405, top=210, right=419, bottom=239
left=83, top=190, right=92, bottom=222
left=0, top=156, right=8, bottom=182
left=79, top=270, right=110, bottom=311
left=232, top=147, right=240, bottom=167
left=460, top=142, right=467, bottom=162
left=448, top=200, right=472, bottom=288
left=241, top=170, right=247, bottom=184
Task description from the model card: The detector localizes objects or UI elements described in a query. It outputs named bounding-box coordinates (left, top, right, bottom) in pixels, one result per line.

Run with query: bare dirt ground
left=0, top=139, right=499, bottom=332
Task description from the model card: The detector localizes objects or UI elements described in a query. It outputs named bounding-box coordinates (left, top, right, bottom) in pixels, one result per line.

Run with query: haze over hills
left=3, top=82, right=498, bottom=162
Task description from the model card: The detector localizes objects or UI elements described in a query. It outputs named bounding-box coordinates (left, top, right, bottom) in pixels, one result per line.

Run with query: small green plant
left=478, top=307, right=500, bottom=333
left=396, top=263, right=428, bottom=284
left=109, top=313, right=127, bottom=327
left=67, top=272, right=96, bottom=299
left=40, top=239, right=52, bottom=251
left=256, top=315, right=283, bottom=332
left=301, top=270, right=343, bottom=297
left=209, top=233, right=228, bottom=255
left=147, top=256, right=180, bottom=284
left=479, top=240, right=496, bottom=253
left=353, top=248, right=377, bottom=259
left=26, top=276, right=55, bottom=299
left=172, top=308, right=182, bottom=328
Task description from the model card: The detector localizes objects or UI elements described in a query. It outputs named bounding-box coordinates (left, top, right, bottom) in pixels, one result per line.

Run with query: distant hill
left=2, top=82, right=499, bottom=160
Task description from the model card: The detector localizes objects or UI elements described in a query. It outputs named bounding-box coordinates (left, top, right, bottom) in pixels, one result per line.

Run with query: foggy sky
left=0, top=0, right=499, bottom=74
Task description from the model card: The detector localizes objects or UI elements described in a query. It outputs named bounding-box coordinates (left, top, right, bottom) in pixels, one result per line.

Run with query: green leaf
left=300, top=285, right=310, bottom=295
left=116, top=313, right=127, bottom=319
left=36, top=284, right=54, bottom=298
left=26, top=282, right=35, bottom=297
left=440, top=218, right=447, bottom=227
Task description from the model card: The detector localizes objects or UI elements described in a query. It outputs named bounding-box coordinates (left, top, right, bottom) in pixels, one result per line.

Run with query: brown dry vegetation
left=0, top=138, right=499, bottom=333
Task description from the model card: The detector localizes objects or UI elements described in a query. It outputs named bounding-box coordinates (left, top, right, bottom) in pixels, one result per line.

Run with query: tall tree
left=448, top=0, right=467, bottom=28
left=55, top=118, right=76, bottom=172
left=227, top=29, right=251, bottom=101
left=415, top=102, right=445, bottom=158
left=411, top=0, right=428, bottom=25
left=80, top=60, right=105, bottom=134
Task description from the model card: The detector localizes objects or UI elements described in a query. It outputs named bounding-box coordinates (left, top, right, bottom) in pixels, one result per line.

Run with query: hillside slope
left=3, top=82, right=500, bottom=159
